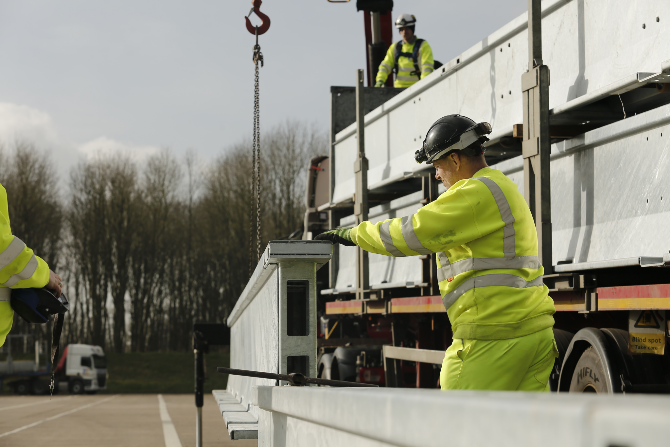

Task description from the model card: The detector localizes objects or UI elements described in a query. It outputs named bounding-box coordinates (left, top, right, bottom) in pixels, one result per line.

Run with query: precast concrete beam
left=254, top=385, right=670, bottom=447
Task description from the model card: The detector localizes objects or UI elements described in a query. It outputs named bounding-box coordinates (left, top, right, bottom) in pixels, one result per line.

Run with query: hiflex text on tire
left=569, top=346, right=609, bottom=393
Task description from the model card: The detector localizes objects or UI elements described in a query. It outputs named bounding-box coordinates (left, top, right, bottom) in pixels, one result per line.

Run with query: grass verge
left=103, top=352, right=230, bottom=394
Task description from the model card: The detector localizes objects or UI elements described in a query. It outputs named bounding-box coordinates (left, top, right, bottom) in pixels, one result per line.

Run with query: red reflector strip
left=391, top=296, right=445, bottom=313
left=598, top=284, right=670, bottom=310
left=326, top=300, right=363, bottom=315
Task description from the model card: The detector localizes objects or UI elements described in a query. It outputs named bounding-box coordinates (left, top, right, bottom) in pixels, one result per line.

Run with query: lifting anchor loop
left=245, top=0, right=271, bottom=36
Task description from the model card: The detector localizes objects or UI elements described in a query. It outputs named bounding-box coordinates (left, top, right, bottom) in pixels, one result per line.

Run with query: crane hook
left=245, top=0, right=271, bottom=36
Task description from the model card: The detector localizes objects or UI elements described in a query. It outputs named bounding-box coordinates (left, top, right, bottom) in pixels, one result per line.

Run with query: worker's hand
left=375, top=80, right=384, bottom=87
left=314, top=227, right=355, bottom=246
left=46, top=270, right=63, bottom=298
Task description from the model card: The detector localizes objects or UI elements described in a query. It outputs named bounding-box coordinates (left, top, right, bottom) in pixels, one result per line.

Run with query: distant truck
left=53, top=344, right=108, bottom=394
left=0, top=336, right=107, bottom=395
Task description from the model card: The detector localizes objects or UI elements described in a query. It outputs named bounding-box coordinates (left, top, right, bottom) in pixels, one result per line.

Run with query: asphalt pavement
left=0, top=393, right=256, bottom=447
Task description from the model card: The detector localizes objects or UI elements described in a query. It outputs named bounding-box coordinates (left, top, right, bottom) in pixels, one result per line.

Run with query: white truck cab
left=54, top=344, right=108, bottom=394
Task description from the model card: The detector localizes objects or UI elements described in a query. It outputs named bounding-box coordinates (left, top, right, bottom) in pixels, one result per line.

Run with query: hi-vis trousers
left=440, top=327, right=558, bottom=391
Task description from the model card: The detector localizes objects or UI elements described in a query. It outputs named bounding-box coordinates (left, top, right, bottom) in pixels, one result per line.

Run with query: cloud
left=0, top=102, right=61, bottom=150
left=0, top=102, right=163, bottom=175
left=77, top=136, right=161, bottom=161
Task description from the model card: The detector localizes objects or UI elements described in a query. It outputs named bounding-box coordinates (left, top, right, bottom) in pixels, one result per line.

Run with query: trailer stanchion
left=193, top=323, right=230, bottom=447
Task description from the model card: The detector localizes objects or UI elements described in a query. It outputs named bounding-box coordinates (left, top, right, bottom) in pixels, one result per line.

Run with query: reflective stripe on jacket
left=350, top=167, right=555, bottom=340
left=376, top=39, right=434, bottom=88
left=0, top=183, right=50, bottom=346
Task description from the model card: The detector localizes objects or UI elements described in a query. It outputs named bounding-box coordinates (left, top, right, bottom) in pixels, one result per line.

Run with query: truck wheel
left=69, top=379, right=84, bottom=395
left=14, top=380, right=30, bottom=395
left=549, top=329, right=574, bottom=391
left=569, top=346, right=610, bottom=393
left=31, top=379, right=48, bottom=395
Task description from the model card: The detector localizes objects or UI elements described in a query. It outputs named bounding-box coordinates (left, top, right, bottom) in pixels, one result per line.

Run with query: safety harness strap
left=393, top=39, right=424, bottom=79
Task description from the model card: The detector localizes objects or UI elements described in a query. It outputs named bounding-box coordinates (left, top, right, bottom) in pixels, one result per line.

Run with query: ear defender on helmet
left=415, top=115, right=492, bottom=164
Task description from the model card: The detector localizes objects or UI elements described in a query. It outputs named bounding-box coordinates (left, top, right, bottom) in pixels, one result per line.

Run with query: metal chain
left=249, top=29, right=264, bottom=276
left=249, top=85, right=257, bottom=277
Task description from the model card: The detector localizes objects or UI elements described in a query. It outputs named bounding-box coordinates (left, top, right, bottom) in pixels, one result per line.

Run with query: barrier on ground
left=217, top=240, right=331, bottom=440
left=254, top=385, right=670, bottom=447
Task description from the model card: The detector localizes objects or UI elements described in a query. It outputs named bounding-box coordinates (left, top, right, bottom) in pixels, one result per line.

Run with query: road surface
left=0, top=393, right=256, bottom=447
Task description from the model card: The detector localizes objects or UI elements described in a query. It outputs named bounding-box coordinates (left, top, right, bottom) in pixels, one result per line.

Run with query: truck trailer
left=306, top=0, right=670, bottom=393
left=0, top=339, right=108, bottom=395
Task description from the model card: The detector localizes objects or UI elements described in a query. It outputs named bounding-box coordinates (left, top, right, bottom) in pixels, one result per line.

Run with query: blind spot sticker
left=629, top=310, right=666, bottom=355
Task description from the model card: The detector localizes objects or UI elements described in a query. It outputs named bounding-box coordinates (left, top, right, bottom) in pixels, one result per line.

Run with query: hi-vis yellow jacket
left=376, top=38, right=434, bottom=88
left=350, top=167, right=555, bottom=340
left=0, top=183, right=50, bottom=346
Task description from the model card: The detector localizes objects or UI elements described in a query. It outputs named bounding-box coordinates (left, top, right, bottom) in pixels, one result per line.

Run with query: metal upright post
left=522, top=0, right=553, bottom=274
left=354, top=69, right=370, bottom=300
left=194, top=346, right=204, bottom=447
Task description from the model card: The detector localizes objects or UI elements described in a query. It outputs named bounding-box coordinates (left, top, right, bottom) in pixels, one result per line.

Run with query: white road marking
left=0, top=396, right=75, bottom=412
left=0, top=395, right=117, bottom=438
left=158, top=394, right=183, bottom=447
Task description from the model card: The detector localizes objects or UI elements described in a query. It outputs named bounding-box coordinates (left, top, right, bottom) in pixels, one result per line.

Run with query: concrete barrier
left=219, top=240, right=331, bottom=439
left=254, top=385, right=670, bottom=447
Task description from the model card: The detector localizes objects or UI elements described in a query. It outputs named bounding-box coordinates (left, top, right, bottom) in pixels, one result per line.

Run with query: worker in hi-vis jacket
left=316, top=114, right=558, bottom=391
left=375, top=13, right=434, bottom=88
left=0, top=183, right=63, bottom=346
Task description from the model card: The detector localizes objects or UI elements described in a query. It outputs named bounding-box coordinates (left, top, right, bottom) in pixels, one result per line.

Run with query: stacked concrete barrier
left=254, top=386, right=670, bottom=447
left=214, top=240, right=331, bottom=440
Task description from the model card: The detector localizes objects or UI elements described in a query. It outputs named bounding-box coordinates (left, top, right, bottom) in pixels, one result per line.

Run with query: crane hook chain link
left=250, top=28, right=263, bottom=277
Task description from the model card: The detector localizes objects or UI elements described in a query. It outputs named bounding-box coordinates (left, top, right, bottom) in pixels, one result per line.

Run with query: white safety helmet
left=395, top=13, right=416, bottom=29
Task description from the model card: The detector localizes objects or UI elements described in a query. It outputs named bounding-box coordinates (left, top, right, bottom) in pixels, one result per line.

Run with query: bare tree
left=106, top=158, right=138, bottom=353
left=128, top=150, right=182, bottom=352
left=68, top=160, right=110, bottom=348
left=1, top=120, right=325, bottom=353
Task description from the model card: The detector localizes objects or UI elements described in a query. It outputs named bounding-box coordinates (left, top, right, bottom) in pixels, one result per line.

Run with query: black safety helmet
left=10, top=288, right=69, bottom=324
left=415, top=114, right=492, bottom=164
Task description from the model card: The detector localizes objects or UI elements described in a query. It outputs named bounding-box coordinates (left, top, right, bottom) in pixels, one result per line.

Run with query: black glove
left=314, top=227, right=356, bottom=246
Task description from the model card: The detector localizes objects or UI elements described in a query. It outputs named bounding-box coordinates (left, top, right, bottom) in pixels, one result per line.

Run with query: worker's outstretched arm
left=419, top=41, right=434, bottom=79
left=0, top=184, right=50, bottom=289
left=375, top=44, right=396, bottom=86
left=350, top=181, right=503, bottom=257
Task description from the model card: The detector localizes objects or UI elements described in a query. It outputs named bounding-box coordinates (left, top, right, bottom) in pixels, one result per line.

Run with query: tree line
left=0, top=121, right=325, bottom=353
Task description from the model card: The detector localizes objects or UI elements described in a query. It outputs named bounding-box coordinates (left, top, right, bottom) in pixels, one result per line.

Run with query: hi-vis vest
left=0, top=183, right=51, bottom=346
left=376, top=38, right=434, bottom=88
left=350, top=167, right=555, bottom=340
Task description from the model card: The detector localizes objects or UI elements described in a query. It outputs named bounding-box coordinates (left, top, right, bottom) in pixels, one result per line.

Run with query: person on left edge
left=316, top=115, right=557, bottom=391
left=375, top=13, right=435, bottom=88
left=0, top=182, right=63, bottom=347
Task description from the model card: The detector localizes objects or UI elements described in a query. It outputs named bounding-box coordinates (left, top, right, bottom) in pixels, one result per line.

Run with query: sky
left=0, top=0, right=528, bottom=175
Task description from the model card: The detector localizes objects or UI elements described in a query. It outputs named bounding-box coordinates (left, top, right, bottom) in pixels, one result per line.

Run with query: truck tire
left=14, top=380, right=30, bottom=395
left=569, top=346, right=610, bottom=393
left=31, top=379, right=48, bottom=395
left=69, top=379, right=84, bottom=395
left=549, top=329, right=574, bottom=391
